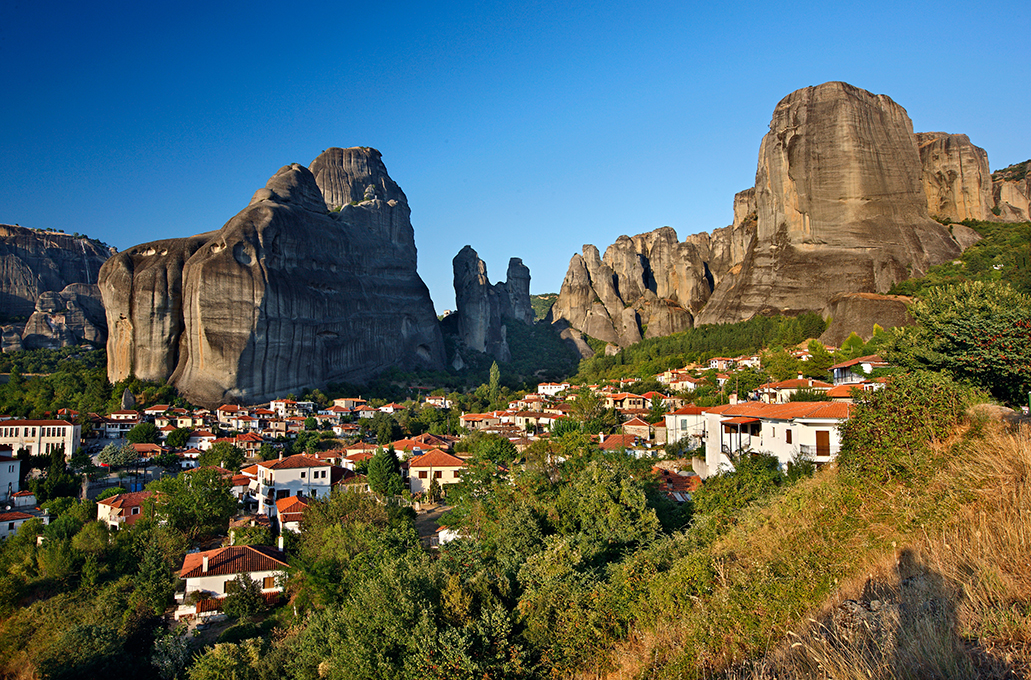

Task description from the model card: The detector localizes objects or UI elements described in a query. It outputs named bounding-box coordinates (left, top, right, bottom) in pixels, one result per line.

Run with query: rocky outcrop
left=21, top=283, right=107, bottom=349
left=451, top=246, right=534, bottom=362
left=0, top=225, right=112, bottom=320
left=101, top=147, right=445, bottom=406
left=553, top=82, right=980, bottom=350
left=991, top=161, right=1030, bottom=222
left=819, top=292, right=915, bottom=346
left=698, top=82, right=962, bottom=324
left=916, top=132, right=994, bottom=222
left=1, top=326, right=22, bottom=353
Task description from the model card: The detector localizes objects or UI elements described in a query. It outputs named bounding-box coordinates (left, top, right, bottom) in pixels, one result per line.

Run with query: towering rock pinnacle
left=552, top=81, right=986, bottom=347
left=697, top=82, right=962, bottom=324
left=101, top=147, right=445, bottom=406
left=451, top=246, right=534, bottom=363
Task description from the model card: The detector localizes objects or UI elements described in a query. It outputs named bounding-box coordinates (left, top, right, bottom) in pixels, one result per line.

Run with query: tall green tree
left=147, top=468, right=236, bottom=541
left=367, top=447, right=404, bottom=497
left=126, top=422, right=159, bottom=444
left=199, top=441, right=245, bottom=471
left=166, top=427, right=192, bottom=449
left=894, top=281, right=1031, bottom=405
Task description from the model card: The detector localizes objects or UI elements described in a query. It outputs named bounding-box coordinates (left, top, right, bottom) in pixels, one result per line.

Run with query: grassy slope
left=597, top=414, right=1030, bottom=679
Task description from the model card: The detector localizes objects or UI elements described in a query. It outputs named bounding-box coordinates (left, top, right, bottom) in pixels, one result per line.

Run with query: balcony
left=798, top=444, right=840, bottom=459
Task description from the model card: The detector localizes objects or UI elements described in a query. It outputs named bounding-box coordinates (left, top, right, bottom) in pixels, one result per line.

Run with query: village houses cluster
left=0, top=348, right=887, bottom=620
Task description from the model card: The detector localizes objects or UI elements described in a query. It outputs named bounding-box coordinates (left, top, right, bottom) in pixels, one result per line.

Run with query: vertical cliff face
left=0, top=224, right=112, bottom=318
left=991, top=161, right=1031, bottom=222
left=553, top=82, right=978, bottom=346
left=451, top=246, right=534, bottom=363
left=916, top=132, right=994, bottom=222
left=100, top=147, right=445, bottom=406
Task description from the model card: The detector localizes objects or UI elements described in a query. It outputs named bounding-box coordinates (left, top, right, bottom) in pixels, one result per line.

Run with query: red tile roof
left=0, top=511, right=34, bottom=522
left=830, top=354, right=886, bottom=370
left=97, top=490, right=155, bottom=509
left=408, top=449, right=465, bottom=468
left=257, top=454, right=331, bottom=470
left=180, top=545, right=288, bottom=579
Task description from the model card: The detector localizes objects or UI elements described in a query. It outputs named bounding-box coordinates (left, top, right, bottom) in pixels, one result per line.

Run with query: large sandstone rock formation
left=698, top=82, right=962, bottom=324
left=916, top=132, right=994, bottom=222
left=451, top=246, right=533, bottom=362
left=0, top=224, right=112, bottom=326
left=21, top=283, right=107, bottom=350
left=552, top=82, right=991, bottom=349
left=101, top=147, right=445, bottom=406
left=991, top=161, right=1030, bottom=222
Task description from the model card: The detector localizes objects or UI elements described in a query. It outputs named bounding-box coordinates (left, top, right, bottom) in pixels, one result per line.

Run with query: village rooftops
left=704, top=401, right=852, bottom=420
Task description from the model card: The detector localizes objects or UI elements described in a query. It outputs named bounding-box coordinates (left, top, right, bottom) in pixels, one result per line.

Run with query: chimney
left=598, top=432, right=605, bottom=444
left=278, top=452, right=283, bottom=461
left=202, top=555, right=209, bottom=572
left=277, top=534, right=285, bottom=551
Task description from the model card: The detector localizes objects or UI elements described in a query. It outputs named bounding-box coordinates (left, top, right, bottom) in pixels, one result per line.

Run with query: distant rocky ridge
left=100, top=147, right=445, bottom=407
left=450, top=246, right=533, bottom=364
left=0, top=225, right=113, bottom=351
left=551, top=82, right=1027, bottom=352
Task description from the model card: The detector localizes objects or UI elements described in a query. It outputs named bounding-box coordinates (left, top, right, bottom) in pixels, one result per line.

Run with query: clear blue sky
left=2, top=1, right=1028, bottom=313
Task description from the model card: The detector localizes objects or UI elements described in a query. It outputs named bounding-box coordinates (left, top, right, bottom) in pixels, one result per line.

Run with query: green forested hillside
left=890, top=219, right=1031, bottom=296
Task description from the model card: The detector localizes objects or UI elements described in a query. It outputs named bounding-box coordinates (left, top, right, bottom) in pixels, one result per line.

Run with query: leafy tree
left=801, top=339, right=835, bottom=379
left=32, top=445, right=79, bottom=502
left=151, top=627, right=191, bottom=680
left=136, top=539, right=176, bottom=615
left=223, top=573, right=265, bottom=619
left=692, top=451, right=784, bottom=522
left=96, top=486, right=127, bottom=501
left=761, top=347, right=799, bottom=381
left=258, top=443, right=278, bottom=461
left=647, top=395, right=666, bottom=424
left=98, top=442, right=138, bottom=469
left=838, top=370, right=969, bottom=482
left=893, top=281, right=1031, bottom=405
left=187, top=638, right=263, bottom=680
left=166, top=427, right=192, bottom=449
left=367, top=447, right=404, bottom=497
left=126, top=422, right=159, bottom=444
left=839, top=332, right=867, bottom=360
left=147, top=468, right=236, bottom=541
left=304, top=416, right=317, bottom=431
left=198, top=441, right=244, bottom=471
left=488, top=361, right=501, bottom=406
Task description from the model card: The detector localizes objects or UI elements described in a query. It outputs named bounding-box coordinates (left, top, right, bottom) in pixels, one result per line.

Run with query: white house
left=176, top=545, right=288, bottom=620
left=251, top=454, right=333, bottom=517
left=537, top=382, right=571, bottom=397
left=408, top=449, right=466, bottom=495
left=96, top=490, right=155, bottom=530
left=663, top=406, right=707, bottom=450
left=0, top=511, right=37, bottom=540
left=698, top=401, right=853, bottom=478
left=830, top=355, right=888, bottom=385
left=0, top=419, right=81, bottom=458
left=0, top=452, right=20, bottom=501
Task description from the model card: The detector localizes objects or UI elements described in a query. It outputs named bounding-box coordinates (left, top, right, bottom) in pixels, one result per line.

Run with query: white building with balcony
left=698, top=401, right=852, bottom=478
left=251, top=454, right=332, bottom=517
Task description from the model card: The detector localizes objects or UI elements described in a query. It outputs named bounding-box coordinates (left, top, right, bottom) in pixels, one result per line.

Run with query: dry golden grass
left=601, top=417, right=1031, bottom=679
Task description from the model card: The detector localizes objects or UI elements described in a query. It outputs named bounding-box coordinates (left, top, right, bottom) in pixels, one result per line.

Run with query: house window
left=418, top=471, right=427, bottom=479
left=131, top=507, right=140, bottom=515
left=786, top=430, right=792, bottom=444
left=263, top=576, right=276, bottom=589
left=434, top=471, right=442, bottom=479
left=300, top=471, right=306, bottom=478
left=7, top=523, right=13, bottom=530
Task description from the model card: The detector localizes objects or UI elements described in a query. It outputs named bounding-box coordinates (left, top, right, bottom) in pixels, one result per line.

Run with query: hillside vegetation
left=891, top=219, right=1031, bottom=296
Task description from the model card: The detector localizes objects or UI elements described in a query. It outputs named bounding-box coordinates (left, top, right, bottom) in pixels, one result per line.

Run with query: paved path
left=414, top=504, right=450, bottom=546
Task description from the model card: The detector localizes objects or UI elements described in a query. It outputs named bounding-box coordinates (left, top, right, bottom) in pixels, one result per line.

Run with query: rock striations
left=0, top=225, right=113, bottom=350
left=552, top=82, right=1024, bottom=350
left=451, top=246, right=533, bottom=363
left=100, top=147, right=445, bottom=407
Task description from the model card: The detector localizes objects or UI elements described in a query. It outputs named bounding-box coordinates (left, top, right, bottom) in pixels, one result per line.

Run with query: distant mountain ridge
left=550, top=82, right=1029, bottom=353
